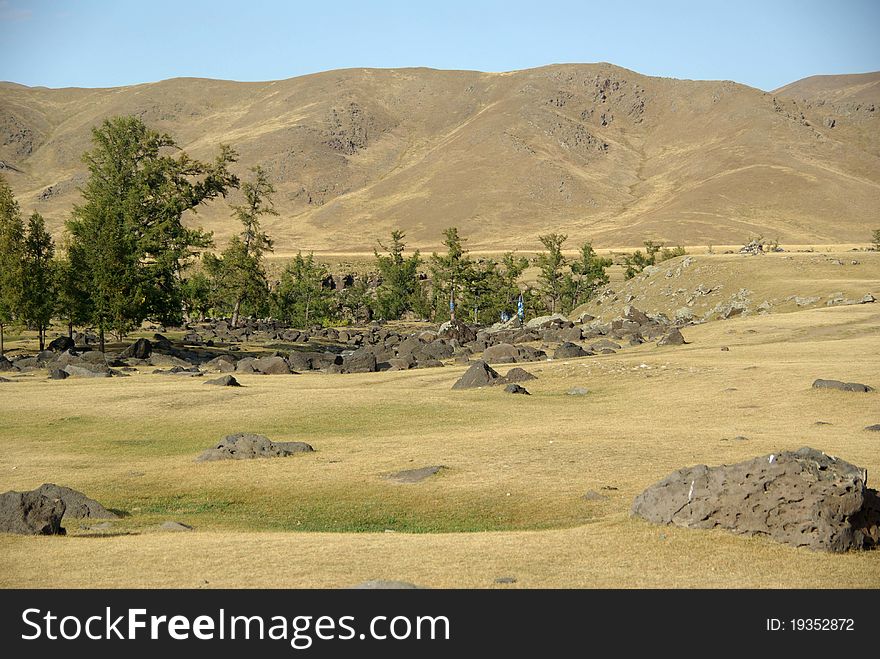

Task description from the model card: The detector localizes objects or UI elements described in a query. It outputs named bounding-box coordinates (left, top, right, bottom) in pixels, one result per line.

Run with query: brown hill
left=1, top=64, right=878, bottom=252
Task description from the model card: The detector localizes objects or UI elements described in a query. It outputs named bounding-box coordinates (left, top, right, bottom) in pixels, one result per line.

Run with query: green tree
left=18, top=213, right=56, bottom=351
left=339, top=274, right=375, bottom=324
left=203, top=236, right=270, bottom=322
left=534, top=233, right=568, bottom=313
left=459, top=252, right=528, bottom=324
left=223, top=166, right=276, bottom=327
left=565, top=242, right=611, bottom=310
left=623, top=240, right=663, bottom=279
left=66, top=115, right=237, bottom=349
left=180, top=270, right=214, bottom=321
left=429, top=227, right=472, bottom=321
left=374, top=230, right=424, bottom=320
left=0, top=176, right=24, bottom=355
left=271, top=252, right=337, bottom=327
left=54, top=252, right=91, bottom=340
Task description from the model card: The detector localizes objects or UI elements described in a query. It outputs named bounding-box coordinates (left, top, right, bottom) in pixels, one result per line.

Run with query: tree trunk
left=0, top=323, right=4, bottom=356
left=67, top=322, right=73, bottom=339
left=38, top=327, right=45, bottom=352
left=231, top=298, right=242, bottom=328
left=99, top=326, right=105, bottom=354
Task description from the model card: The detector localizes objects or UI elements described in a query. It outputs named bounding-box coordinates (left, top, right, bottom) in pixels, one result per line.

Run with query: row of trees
left=0, top=114, right=617, bottom=351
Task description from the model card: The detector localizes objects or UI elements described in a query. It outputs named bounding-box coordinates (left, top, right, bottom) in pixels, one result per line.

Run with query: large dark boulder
left=632, top=447, right=880, bottom=552
left=483, top=343, right=519, bottom=364
left=0, top=354, right=13, bottom=371
left=812, top=379, right=874, bottom=393
left=657, top=328, right=686, bottom=346
left=204, top=375, right=241, bottom=387
left=438, top=318, right=477, bottom=344
left=452, top=360, right=499, bottom=389
left=342, top=349, right=378, bottom=374
left=196, top=433, right=314, bottom=462
left=63, top=363, right=111, bottom=378
left=0, top=489, right=66, bottom=535
left=553, top=342, right=590, bottom=359
left=501, top=367, right=537, bottom=384
left=421, top=339, right=454, bottom=361
left=122, top=338, right=153, bottom=360
left=254, top=356, right=291, bottom=375
left=47, top=336, right=75, bottom=353
left=152, top=334, right=174, bottom=351
left=503, top=383, right=530, bottom=395
left=33, top=484, right=117, bottom=521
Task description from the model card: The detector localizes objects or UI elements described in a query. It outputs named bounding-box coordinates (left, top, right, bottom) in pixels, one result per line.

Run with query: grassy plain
left=1, top=260, right=878, bottom=586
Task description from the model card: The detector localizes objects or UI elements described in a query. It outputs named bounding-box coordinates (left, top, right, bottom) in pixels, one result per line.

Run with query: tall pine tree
left=66, top=116, right=238, bottom=349
left=19, top=213, right=56, bottom=351
left=0, top=176, right=24, bottom=355
left=204, top=166, right=275, bottom=327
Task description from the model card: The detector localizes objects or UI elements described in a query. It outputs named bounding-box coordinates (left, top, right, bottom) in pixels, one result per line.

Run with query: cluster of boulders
left=0, top=305, right=688, bottom=382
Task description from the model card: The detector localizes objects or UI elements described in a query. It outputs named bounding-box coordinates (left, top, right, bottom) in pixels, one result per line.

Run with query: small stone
left=494, top=576, right=517, bottom=584
left=504, top=383, right=530, bottom=395
left=567, top=387, right=589, bottom=396
left=160, top=521, right=193, bottom=532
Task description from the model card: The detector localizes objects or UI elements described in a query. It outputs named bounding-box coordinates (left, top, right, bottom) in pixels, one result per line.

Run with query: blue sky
left=1, top=0, right=878, bottom=90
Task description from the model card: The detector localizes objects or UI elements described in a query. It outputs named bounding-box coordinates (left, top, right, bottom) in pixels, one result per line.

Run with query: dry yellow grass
left=1, top=299, right=878, bottom=588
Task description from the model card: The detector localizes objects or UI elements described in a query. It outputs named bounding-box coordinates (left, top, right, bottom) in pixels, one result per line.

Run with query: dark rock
left=422, top=339, right=454, bottom=361
left=657, top=328, right=686, bottom=346
left=812, top=379, right=874, bottom=393
left=494, top=576, right=517, bottom=584
left=553, top=342, right=589, bottom=359
left=342, top=349, right=378, bottom=374
left=865, top=424, right=880, bottom=432
left=452, top=360, right=500, bottom=389
left=503, top=383, right=530, bottom=395
left=0, top=489, right=66, bottom=535
left=122, top=338, right=153, bottom=360
left=63, top=363, right=111, bottom=378
left=254, top=356, right=291, bottom=375
left=388, top=465, right=445, bottom=483
left=0, top=354, right=13, bottom=371
left=160, top=521, right=193, bottom=532
left=205, top=355, right=236, bottom=372
left=152, top=334, right=174, bottom=351
left=79, top=351, right=108, bottom=365
left=387, top=357, right=415, bottom=371
left=501, top=367, right=537, bottom=383
left=483, top=343, right=519, bottom=364
left=48, top=369, right=69, bottom=380
left=589, top=338, right=621, bottom=351
left=34, top=483, right=117, bottom=521
left=559, top=326, right=583, bottom=342
left=196, top=433, right=314, bottom=461
left=234, top=357, right=258, bottom=373
left=0, top=376, right=10, bottom=383
left=632, top=447, right=880, bottom=552
left=438, top=318, right=477, bottom=344
left=204, top=375, right=241, bottom=387
left=47, top=336, right=75, bottom=353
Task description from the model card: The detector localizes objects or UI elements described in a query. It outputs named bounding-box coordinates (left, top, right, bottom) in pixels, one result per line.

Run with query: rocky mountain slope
left=1, top=64, right=878, bottom=251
